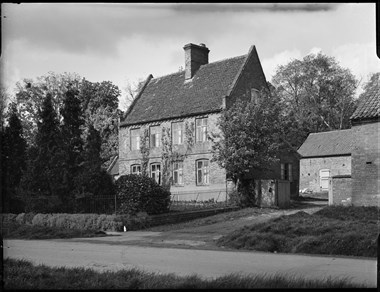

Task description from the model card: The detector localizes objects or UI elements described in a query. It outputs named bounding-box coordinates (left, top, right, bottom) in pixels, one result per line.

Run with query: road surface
left=3, top=239, right=377, bottom=287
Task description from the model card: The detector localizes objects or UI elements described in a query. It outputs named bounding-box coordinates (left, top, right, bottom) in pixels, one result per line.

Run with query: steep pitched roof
left=120, top=54, right=248, bottom=126
left=350, top=85, right=380, bottom=122
left=297, top=129, right=354, bottom=158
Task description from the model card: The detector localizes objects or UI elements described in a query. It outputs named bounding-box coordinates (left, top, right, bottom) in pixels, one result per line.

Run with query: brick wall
left=351, top=121, right=380, bottom=207
left=329, top=175, right=352, bottom=206
left=119, top=113, right=226, bottom=201
left=300, top=156, right=351, bottom=193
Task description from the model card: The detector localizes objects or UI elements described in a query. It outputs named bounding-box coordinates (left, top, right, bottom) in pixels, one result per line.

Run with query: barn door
left=319, top=169, right=330, bottom=191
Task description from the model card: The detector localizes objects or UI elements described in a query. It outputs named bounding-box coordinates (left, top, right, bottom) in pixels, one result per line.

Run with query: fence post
left=114, top=193, right=117, bottom=215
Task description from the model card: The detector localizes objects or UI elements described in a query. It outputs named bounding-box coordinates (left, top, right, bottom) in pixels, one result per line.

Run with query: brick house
left=297, top=129, right=354, bottom=193
left=350, top=85, right=379, bottom=206
left=118, top=43, right=299, bottom=203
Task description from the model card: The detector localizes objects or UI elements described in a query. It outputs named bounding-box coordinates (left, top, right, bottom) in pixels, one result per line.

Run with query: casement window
left=196, top=118, right=208, bottom=143
left=131, top=164, right=141, bottom=175
left=172, top=122, right=184, bottom=145
left=196, top=159, right=209, bottom=185
left=172, top=161, right=184, bottom=185
left=150, top=163, right=161, bottom=185
left=281, top=163, right=293, bottom=181
left=130, top=128, right=140, bottom=150
left=150, top=125, right=161, bottom=148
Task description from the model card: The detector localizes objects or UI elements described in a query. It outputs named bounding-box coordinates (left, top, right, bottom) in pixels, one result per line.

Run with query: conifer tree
left=1, top=103, right=27, bottom=212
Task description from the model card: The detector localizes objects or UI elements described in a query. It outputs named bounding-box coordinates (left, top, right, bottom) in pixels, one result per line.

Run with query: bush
left=116, top=174, right=171, bottom=215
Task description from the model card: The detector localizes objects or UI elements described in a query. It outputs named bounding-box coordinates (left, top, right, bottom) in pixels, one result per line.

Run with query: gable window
left=130, top=128, right=140, bottom=150
left=196, top=118, right=208, bottom=143
left=150, top=163, right=161, bottom=185
left=131, top=164, right=141, bottom=175
left=172, top=161, right=184, bottom=185
left=150, top=125, right=161, bottom=148
left=251, top=88, right=259, bottom=104
left=196, top=159, right=209, bottom=185
left=172, top=122, right=184, bottom=145
left=281, top=163, right=293, bottom=181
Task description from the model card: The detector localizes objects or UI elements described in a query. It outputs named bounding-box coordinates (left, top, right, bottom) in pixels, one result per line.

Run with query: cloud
left=261, top=49, right=302, bottom=81
left=168, top=3, right=340, bottom=13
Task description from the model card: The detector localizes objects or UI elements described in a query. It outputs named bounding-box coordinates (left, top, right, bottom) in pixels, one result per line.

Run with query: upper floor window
left=172, top=121, right=184, bottom=145
left=172, top=161, right=184, bottom=185
left=281, top=163, right=293, bottom=181
left=150, top=125, right=161, bottom=148
left=196, top=118, right=208, bottom=143
left=251, top=88, right=259, bottom=104
left=131, top=164, right=141, bottom=175
left=196, top=159, right=209, bottom=185
left=150, top=163, right=161, bottom=185
left=130, top=128, right=140, bottom=150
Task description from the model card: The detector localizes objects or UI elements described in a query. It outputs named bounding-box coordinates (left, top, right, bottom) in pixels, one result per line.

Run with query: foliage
left=1, top=103, right=27, bottom=213
left=139, top=128, right=150, bottom=176
left=217, top=206, right=378, bottom=257
left=271, top=53, right=358, bottom=148
left=211, top=89, right=283, bottom=206
left=3, top=258, right=365, bottom=289
left=116, top=174, right=171, bottom=215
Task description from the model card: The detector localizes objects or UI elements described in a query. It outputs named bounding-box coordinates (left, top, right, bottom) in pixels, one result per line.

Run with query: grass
left=145, top=207, right=277, bottom=232
left=3, top=258, right=366, bottom=289
left=217, top=206, right=379, bottom=257
left=1, top=222, right=108, bottom=239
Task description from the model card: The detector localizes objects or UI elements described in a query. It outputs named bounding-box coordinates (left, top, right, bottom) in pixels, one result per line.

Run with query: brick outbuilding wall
left=351, top=122, right=380, bottom=206
left=300, top=156, right=351, bottom=193
left=328, top=175, right=352, bottom=206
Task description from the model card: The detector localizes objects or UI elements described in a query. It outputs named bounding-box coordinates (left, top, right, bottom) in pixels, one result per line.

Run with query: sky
left=1, top=3, right=379, bottom=109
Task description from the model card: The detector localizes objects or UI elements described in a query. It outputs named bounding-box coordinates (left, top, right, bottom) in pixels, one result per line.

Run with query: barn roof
left=297, top=129, right=355, bottom=158
left=350, top=85, right=380, bottom=122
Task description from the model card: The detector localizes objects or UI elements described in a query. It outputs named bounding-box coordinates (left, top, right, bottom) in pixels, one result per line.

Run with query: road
left=3, top=239, right=377, bottom=287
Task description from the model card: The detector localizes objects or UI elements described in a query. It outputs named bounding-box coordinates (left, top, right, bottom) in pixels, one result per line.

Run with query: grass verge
left=217, top=206, right=379, bottom=257
left=1, top=222, right=108, bottom=239
left=3, top=258, right=366, bottom=289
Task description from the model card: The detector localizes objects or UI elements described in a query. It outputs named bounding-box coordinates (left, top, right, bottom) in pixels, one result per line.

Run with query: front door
left=319, top=169, right=330, bottom=191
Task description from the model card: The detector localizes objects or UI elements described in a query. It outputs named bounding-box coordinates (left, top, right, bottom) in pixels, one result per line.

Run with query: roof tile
left=350, top=86, right=380, bottom=121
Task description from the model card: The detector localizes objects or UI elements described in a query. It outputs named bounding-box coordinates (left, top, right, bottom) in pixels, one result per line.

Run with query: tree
left=19, top=93, right=64, bottom=212
left=272, top=52, right=359, bottom=148
left=211, top=89, right=283, bottom=206
left=361, top=72, right=379, bottom=96
left=1, top=103, right=27, bottom=212
left=59, top=88, right=85, bottom=209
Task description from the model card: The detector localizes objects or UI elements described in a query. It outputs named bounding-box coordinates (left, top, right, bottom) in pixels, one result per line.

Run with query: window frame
left=281, top=163, right=293, bottom=181
left=172, top=161, right=184, bottom=186
left=195, top=117, right=208, bottom=143
left=150, top=163, right=161, bottom=185
left=172, top=121, right=184, bottom=145
left=131, top=164, right=141, bottom=175
left=150, top=125, right=161, bottom=148
left=130, top=128, right=140, bottom=151
left=196, top=159, right=210, bottom=185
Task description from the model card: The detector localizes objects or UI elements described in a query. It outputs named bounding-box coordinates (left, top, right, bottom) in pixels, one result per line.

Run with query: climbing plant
left=139, top=128, right=150, bottom=176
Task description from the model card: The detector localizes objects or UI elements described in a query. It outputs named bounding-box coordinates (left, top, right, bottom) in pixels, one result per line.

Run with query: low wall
left=329, top=175, right=352, bottom=206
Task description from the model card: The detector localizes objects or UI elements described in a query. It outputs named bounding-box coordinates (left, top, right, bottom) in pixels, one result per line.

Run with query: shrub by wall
left=115, top=174, right=171, bottom=215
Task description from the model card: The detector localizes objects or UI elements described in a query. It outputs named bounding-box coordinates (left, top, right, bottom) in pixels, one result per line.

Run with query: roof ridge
left=151, top=54, right=247, bottom=81
left=309, top=128, right=352, bottom=135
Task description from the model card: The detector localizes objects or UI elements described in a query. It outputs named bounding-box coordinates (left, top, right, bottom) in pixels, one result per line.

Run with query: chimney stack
left=183, top=43, right=210, bottom=80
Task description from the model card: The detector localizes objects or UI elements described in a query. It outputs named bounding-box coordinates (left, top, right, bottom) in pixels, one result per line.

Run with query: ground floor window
left=131, top=164, right=141, bottom=175
left=172, top=161, right=184, bottom=185
left=150, top=163, right=161, bottom=185
left=196, top=159, right=209, bottom=185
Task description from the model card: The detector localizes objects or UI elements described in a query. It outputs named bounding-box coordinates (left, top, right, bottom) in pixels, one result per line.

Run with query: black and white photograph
left=1, top=2, right=378, bottom=289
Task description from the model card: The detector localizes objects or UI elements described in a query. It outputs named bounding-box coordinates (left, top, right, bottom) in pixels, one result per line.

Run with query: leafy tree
left=1, top=103, right=27, bottom=212
left=211, top=89, right=283, bottom=206
left=361, top=72, right=379, bottom=96
left=272, top=53, right=358, bottom=148
left=15, top=72, right=82, bottom=145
